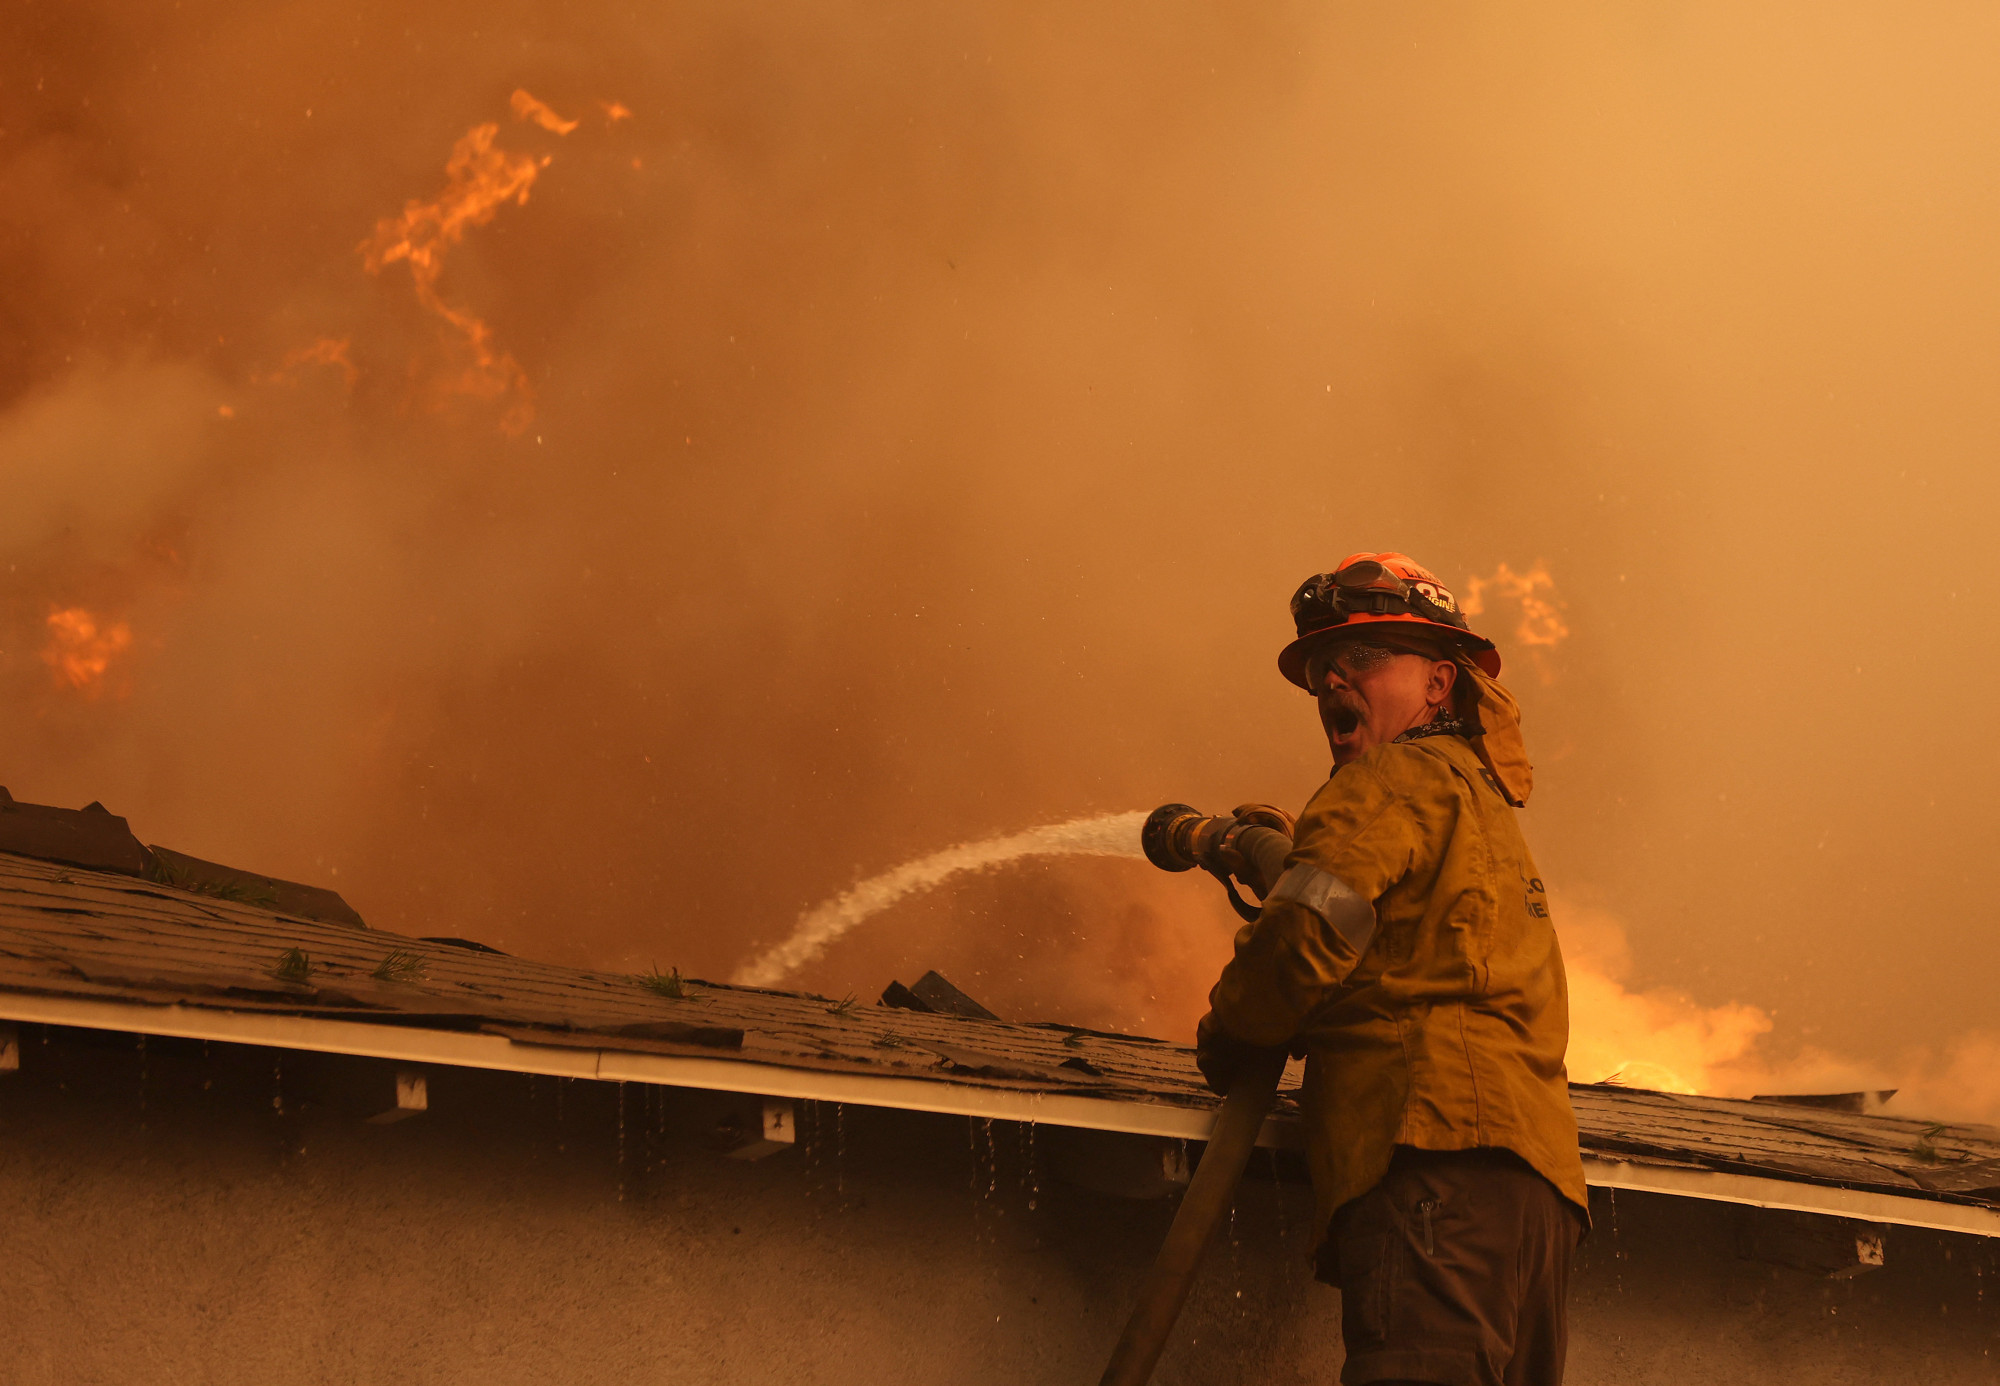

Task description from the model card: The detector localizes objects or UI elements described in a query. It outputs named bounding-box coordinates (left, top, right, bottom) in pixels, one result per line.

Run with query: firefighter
left=1196, top=552, right=1588, bottom=1386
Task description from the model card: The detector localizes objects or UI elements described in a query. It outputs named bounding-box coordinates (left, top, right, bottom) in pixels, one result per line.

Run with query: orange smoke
left=1892, top=1032, right=2000, bottom=1127
left=41, top=608, right=132, bottom=695
left=358, top=96, right=579, bottom=433
left=1463, top=561, right=1569, bottom=649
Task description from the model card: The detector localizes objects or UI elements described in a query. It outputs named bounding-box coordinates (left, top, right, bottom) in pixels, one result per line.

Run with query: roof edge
left=0, top=990, right=1993, bottom=1240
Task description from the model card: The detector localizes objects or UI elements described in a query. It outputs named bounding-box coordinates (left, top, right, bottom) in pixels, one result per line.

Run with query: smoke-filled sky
left=5, top=3, right=1998, bottom=1116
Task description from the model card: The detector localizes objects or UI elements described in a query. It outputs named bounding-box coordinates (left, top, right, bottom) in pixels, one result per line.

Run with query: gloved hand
left=1195, top=805, right=1296, bottom=895
left=1194, top=1011, right=1292, bottom=1097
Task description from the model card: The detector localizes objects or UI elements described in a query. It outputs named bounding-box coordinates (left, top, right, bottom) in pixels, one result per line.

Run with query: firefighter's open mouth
left=1330, top=705, right=1361, bottom=736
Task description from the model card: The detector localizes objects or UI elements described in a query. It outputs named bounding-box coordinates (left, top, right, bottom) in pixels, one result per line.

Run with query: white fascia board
left=3, top=991, right=1995, bottom=1240
left=1581, top=1157, right=2000, bottom=1238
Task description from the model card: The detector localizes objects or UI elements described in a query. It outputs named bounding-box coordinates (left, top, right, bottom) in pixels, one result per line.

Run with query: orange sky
left=3, top=3, right=1997, bottom=1114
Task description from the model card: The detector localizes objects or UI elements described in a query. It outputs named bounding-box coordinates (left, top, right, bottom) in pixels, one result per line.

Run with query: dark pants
left=1319, top=1148, right=1583, bottom=1386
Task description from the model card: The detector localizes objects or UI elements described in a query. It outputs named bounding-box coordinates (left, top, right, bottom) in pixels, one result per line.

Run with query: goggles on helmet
left=1279, top=551, right=1502, bottom=687
left=1289, top=560, right=1472, bottom=635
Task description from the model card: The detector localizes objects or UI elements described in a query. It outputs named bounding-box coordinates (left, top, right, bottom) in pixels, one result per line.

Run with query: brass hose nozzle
left=1143, top=801, right=1298, bottom=923
left=1141, top=802, right=1296, bottom=875
left=1142, top=804, right=1224, bottom=873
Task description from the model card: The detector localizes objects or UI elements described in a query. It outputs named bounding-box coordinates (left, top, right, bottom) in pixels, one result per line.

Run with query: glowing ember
left=1463, top=561, right=1570, bottom=648
left=359, top=101, right=570, bottom=433
left=42, top=608, right=132, bottom=693
left=510, top=88, right=579, bottom=135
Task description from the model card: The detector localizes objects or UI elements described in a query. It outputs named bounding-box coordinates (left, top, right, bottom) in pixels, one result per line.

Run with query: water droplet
left=834, top=1102, right=847, bottom=1205
left=1606, top=1188, right=1624, bottom=1296
left=615, top=1082, right=628, bottom=1202
left=983, top=1118, right=999, bottom=1205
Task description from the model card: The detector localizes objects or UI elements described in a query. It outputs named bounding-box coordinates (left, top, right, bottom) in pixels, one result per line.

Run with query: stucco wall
left=0, top=1024, right=1992, bottom=1385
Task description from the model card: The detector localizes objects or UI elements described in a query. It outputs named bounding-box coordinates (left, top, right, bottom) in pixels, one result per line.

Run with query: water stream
left=731, top=809, right=1149, bottom=987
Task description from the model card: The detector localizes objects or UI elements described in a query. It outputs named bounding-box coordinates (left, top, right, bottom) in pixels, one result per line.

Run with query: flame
left=352, top=89, right=621, bottom=432
left=510, top=88, right=579, bottom=135
left=1462, top=560, right=1569, bottom=648
left=1561, top=897, right=2000, bottom=1123
left=359, top=112, right=560, bottom=433
left=1559, top=899, right=1783, bottom=1094
left=1559, top=898, right=1882, bottom=1102
left=1566, top=965, right=1772, bottom=1095
left=42, top=608, right=132, bottom=694
left=255, top=336, right=358, bottom=390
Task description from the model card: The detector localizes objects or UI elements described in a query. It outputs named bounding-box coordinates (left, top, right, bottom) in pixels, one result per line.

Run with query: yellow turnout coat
left=1203, top=731, right=1588, bottom=1236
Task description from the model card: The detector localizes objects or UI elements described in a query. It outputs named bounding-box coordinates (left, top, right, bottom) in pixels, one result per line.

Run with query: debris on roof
left=0, top=789, right=152, bottom=876
left=421, top=936, right=510, bottom=955
left=148, top=846, right=364, bottom=929
left=880, top=969, right=1000, bottom=1021
left=1751, top=1090, right=1898, bottom=1115
left=0, top=788, right=365, bottom=929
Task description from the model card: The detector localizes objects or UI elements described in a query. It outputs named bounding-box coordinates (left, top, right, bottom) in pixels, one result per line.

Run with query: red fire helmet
left=1277, top=552, right=1501, bottom=688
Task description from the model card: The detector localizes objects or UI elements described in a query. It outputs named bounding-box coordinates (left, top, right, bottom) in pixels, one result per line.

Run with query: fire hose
left=1096, top=803, right=1295, bottom=1386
